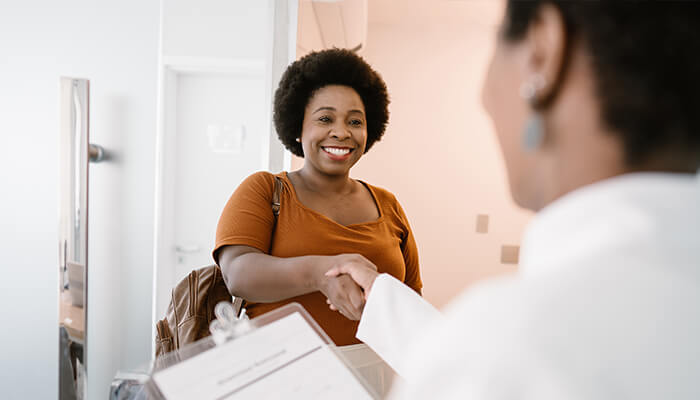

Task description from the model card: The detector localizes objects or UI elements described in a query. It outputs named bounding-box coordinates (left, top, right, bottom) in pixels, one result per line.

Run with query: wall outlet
left=476, top=214, right=489, bottom=234
left=500, top=245, right=520, bottom=264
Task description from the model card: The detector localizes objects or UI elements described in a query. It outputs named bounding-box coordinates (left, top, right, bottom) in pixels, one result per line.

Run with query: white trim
left=262, top=0, right=275, bottom=172
left=284, top=0, right=298, bottom=172
left=162, top=55, right=266, bottom=76
left=151, top=0, right=166, bottom=354
left=265, top=0, right=299, bottom=173
left=283, top=146, right=293, bottom=171
left=288, top=0, right=299, bottom=64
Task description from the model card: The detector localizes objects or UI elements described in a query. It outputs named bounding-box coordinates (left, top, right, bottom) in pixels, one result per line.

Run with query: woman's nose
left=329, top=124, right=351, bottom=140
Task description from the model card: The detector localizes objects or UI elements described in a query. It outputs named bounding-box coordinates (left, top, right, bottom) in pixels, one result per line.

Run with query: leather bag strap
left=234, top=176, right=282, bottom=317
left=272, top=176, right=282, bottom=217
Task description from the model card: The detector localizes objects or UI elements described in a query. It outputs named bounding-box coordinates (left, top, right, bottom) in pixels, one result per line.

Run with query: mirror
left=59, top=77, right=89, bottom=400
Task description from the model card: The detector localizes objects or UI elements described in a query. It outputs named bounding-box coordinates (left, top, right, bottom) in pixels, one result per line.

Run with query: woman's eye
left=349, top=119, right=363, bottom=127
left=318, top=116, right=332, bottom=123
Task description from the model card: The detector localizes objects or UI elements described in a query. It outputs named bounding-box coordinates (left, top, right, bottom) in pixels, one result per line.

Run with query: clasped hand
left=317, top=254, right=380, bottom=321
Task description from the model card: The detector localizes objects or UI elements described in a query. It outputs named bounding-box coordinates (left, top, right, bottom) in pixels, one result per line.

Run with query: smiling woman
left=298, top=84, right=369, bottom=179
left=211, top=49, right=422, bottom=356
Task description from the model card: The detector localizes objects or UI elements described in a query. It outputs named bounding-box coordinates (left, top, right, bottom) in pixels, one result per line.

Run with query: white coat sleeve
left=356, top=273, right=442, bottom=377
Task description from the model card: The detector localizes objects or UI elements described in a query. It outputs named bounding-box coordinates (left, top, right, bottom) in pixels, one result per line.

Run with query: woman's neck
left=295, top=166, right=354, bottom=195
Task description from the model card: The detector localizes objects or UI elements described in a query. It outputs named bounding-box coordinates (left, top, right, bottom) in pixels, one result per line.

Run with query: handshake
left=318, top=254, right=380, bottom=321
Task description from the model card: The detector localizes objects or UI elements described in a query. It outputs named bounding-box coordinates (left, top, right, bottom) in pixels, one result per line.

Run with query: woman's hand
left=317, top=254, right=378, bottom=320
left=325, top=256, right=380, bottom=300
left=319, top=274, right=365, bottom=320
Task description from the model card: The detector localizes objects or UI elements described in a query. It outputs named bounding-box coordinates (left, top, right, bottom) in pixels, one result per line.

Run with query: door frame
left=150, top=0, right=298, bottom=349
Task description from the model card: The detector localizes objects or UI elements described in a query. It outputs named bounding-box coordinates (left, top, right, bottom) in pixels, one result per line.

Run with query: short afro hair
left=273, top=48, right=390, bottom=158
left=504, top=0, right=700, bottom=169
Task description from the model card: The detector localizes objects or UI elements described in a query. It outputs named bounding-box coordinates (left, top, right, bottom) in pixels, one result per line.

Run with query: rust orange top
left=213, top=171, right=422, bottom=345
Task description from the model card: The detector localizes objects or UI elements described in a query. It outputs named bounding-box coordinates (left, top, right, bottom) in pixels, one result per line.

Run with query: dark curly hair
left=273, top=48, right=390, bottom=158
left=504, top=0, right=700, bottom=170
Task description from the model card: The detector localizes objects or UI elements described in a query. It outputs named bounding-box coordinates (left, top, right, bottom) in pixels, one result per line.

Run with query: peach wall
left=293, top=0, right=532, bottom=308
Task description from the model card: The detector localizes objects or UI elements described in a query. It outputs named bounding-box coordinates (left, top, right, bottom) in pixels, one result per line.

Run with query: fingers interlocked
left=322, top=274, right=365, bottom=320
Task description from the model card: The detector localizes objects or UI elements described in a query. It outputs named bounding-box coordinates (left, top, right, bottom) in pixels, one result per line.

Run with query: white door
left=171, top=72, right=266, bottom=278
left=153, top=0, right=298, bottom=323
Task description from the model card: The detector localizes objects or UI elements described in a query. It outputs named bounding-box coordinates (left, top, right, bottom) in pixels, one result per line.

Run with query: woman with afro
left=212, top=49, right=422, bottom=355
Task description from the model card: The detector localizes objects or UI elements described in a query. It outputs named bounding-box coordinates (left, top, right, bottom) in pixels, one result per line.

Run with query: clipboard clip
left=209, top=301, right=252, bottom=346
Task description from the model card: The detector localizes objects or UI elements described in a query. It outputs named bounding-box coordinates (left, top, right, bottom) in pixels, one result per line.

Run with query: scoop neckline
left=280, top=171, right=385, bottom=229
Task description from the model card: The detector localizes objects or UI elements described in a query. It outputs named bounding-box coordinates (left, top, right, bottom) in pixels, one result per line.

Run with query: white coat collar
left=518, top=172, right=700, bottom=277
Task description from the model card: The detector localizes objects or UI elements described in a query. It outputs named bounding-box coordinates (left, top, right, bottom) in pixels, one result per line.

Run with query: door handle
left=89, top=144, right=106, bottom=163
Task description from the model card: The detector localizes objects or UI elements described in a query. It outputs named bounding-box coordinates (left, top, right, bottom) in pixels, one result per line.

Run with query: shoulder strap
left=272, top=176, right=282, bottom=217
left=225, top=177, right=282, bottom=322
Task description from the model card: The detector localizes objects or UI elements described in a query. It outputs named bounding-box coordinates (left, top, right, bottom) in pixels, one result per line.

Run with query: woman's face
left=481, top=25, right=543, bottom=210
left=300, top=84, right=368, bottom=176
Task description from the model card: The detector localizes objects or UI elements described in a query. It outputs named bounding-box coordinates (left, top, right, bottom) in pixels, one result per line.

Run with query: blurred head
left=482, top=0, right=700, bottom=211
left=273, top=48, right=389, bottom=164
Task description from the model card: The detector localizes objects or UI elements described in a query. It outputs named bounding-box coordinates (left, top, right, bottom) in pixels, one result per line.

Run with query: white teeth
left=323, top=147, right=351, bottom=155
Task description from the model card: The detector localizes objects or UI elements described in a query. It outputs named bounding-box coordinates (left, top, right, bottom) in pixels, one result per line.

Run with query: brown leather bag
left=154, top=265, right=233, bottom=357
left=154, top=176, right=283, bottom=358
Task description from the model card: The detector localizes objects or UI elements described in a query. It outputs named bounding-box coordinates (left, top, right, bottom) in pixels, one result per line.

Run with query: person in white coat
left=325, top=1, right=700, bottom=398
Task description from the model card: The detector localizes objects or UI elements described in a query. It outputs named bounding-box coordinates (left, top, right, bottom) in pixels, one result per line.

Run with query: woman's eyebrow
left=312, top=107, right=365, bottom=116
left=313, top=106, right=336, bottom=113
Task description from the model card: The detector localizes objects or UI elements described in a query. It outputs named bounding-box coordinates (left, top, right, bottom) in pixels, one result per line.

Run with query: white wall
left=0, top=1, right=159, bottom=398
left=162, top=0, right=269, bottom=61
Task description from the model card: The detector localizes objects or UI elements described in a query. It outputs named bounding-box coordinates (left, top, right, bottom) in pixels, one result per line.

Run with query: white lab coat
left=357, top=172, right=700, bottom=399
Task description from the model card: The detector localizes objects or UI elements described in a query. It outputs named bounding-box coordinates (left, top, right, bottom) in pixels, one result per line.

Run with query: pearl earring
left=295, top=137, right=301, bottom=143
left=519, top=74, right=546, bottom=152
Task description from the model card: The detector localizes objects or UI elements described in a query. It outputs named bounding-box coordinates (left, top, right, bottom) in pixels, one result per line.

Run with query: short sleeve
left=397, top=201, right=423, bottom=294
left=212, top=172, right=276, bottom=263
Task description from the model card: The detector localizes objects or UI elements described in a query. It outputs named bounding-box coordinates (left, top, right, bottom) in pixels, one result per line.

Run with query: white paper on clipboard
left=149, top=303, right=378, bottom=400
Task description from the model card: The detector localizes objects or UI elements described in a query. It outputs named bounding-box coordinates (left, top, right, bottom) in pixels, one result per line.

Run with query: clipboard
left=145, top=302, right=380, bottom=400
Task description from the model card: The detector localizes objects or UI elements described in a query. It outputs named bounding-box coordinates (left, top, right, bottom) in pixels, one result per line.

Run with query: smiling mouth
left=321, top=146, right=354, bottom=156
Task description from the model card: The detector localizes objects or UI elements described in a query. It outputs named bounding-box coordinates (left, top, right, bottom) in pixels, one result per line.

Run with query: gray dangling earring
left=522, top=113, right=544, bottom=151
left=520, top=74, right=546, bottom=151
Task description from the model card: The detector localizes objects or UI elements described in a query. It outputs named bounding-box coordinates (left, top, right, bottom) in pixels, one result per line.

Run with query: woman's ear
left=524, top=3, right=567, bottom=105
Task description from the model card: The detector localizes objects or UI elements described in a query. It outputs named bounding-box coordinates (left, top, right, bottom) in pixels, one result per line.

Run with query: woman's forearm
left=219, top=247, right=327, bottom=302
